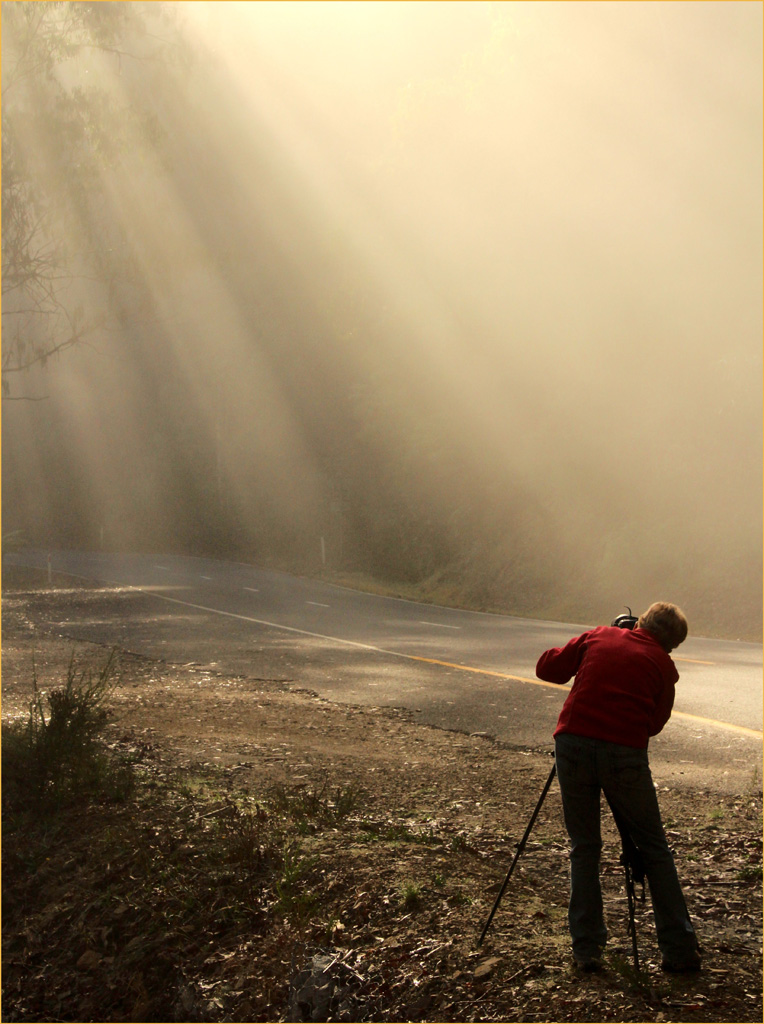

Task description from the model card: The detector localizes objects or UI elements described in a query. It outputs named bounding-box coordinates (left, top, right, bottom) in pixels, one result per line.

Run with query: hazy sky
left=183, top=0, right=763, bottom=549
left=4, top=1, right=761, bottom=634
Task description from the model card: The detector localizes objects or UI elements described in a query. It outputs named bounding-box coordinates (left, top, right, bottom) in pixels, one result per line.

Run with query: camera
left=611, top=607, right=638, bottom=630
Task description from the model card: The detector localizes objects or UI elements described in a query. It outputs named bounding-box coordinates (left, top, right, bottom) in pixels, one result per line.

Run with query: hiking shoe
left=661, top=953, right=701, bottom=974
left=574, top=957, right=603, bottom=973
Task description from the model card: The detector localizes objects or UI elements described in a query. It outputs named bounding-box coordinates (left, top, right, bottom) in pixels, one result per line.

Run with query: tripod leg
left=478, top=763, right=557, bottom=946
left=623, top=862, right=641, bottom=973
left=606, top=799, right=643, bottom=973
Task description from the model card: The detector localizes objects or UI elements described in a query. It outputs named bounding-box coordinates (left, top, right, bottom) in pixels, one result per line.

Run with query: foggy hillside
left=2, top=1, right=761, bottom=639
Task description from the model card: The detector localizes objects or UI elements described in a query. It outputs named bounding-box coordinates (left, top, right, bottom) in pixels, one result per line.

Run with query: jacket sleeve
left=535, top=632, right=589, bottom=685
left=648, top=679, right=675, bottom=736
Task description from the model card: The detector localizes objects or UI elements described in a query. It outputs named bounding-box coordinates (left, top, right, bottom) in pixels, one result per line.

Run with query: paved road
left=6, top=549, right=762, bottom=792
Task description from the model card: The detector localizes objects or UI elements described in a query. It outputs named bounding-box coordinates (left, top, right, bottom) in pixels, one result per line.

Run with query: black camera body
left=611, top=607, right=639, bottom=630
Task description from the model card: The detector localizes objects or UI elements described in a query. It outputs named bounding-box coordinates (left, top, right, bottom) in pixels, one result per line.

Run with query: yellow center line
left=674, top=657, right=716, bottom=665
left=670, top=711, right=763, bottom=738
left=408, top=657, right=762, bottom=738
left=407, top=655, right=562, bottom=690
left=44, top=575, right=761, bottom=741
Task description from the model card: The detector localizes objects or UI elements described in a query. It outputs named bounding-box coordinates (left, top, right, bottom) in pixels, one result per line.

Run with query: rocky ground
left=2, top=568, right=762, bottom=1022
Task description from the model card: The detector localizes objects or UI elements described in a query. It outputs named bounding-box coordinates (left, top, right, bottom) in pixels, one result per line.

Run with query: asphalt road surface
left=6, top=550, right=762, bottom=793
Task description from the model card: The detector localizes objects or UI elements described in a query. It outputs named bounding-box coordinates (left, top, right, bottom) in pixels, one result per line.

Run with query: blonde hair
left=637, top=602, right=688, bottom=652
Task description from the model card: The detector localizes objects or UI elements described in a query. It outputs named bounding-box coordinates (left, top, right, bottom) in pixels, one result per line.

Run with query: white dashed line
left=420, top=620, right=461, bottom=630
left=307, top=601, right=330, bottom=608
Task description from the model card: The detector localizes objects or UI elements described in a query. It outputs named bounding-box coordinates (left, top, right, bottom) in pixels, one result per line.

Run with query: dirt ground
left=2, top=568, right=762, bottom=1023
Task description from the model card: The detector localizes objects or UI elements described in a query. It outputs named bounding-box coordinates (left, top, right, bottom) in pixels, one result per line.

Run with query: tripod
left=478, top=763, right=558, bottom=946
left=478, top=762, right=645, bottom=972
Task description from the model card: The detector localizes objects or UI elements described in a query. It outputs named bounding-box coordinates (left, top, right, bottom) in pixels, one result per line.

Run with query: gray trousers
left=554, top=732, right=698, bottom=962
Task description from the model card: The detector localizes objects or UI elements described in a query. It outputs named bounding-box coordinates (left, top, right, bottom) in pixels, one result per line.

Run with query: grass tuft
left=268, top=776, right=364, bottom=827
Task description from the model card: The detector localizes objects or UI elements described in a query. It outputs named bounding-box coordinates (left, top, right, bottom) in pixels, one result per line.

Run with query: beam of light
left=3, top=1, right=761, bottom=640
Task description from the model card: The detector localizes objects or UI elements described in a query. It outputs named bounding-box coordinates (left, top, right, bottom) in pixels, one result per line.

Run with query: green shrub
left=2, top=649, right=131, bottom=812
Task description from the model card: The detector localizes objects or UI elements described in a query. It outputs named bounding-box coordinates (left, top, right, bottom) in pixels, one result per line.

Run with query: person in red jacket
left=536, top=602, right=701, bottom=973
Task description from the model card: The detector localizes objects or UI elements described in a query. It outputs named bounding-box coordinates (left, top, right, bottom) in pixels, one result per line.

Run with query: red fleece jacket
left=536, top=625, right=678, bottom=749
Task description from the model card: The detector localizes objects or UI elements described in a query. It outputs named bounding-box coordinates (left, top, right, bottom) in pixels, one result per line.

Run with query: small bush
left=2, top=649, right=131, bottom=812
left=268, top=777, right=364, bottom=826
left=736, top=863, right=763, bottom=883
left=399, top=881, right=423, bottom=910
left=215, top=796, right=272, bottom=874
left=274, top=839, right=319, bottom=919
